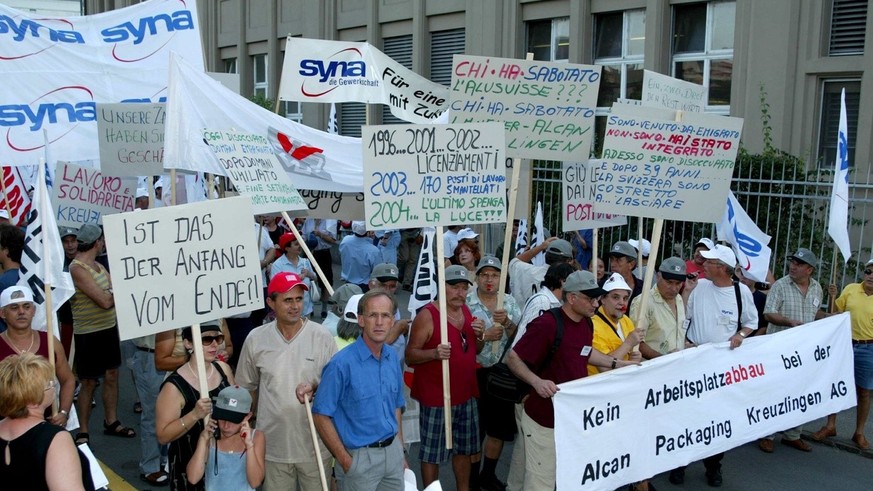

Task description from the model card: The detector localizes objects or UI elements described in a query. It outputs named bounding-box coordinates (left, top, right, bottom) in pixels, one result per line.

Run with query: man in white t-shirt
left=508, top=238, right=574, bottom=308
left=679, top=244, right=757, bottom=488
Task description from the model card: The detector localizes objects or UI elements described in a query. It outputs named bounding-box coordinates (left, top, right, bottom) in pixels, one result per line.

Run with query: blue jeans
left=124, top=341, right=166, bottom=474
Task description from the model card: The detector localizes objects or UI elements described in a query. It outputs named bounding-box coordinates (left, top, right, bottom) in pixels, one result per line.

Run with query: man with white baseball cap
left=686, top=237, right=715, bottom=280
left=679, top=244, right=757, bottom=487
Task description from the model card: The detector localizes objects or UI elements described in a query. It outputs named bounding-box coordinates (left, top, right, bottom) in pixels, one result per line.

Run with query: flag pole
left=38, top=159, right=58, bottom=415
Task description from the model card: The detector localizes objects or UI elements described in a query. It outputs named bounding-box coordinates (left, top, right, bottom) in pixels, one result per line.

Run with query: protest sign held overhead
left=103, top=196, right=264, bottom=340
left=595, top=104, right=743, bottom=222
left=449, top=55, right=601, bottom=160
left=54, top=161, right=136, bottom=227
left=203, top=130, right=307, bottom=215
left=362, top=122, right=506, bottom=229
left=279, top=38, right=448, bottom=124
left=642, top=70, right=706, bottom=113
left=97, top=103, right=166, bottom=176
left=562, top=160, right=626, bottom=232
left=554, top=313, right=856, bottom=491
left=0, top=1, right=203, bottom=166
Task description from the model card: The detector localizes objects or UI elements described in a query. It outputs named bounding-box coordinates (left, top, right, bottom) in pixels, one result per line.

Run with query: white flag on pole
left=408, top=228, right=437, bottom=317
left=18, top=162, right=75, bottom=331
left=716, top=191, right=772, bottom=283
left=327, top=103, right=339, bottom=135
left=531, top=202, right=546, bottom=266
left=828, top=88, right=852, bottom=263
left=514, top=219, right=528, bottom=257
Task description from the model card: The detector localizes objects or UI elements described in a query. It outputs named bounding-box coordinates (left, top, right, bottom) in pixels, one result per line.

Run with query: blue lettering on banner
left=100, top=10, right=194, bottom=45
left=298, top=60, right=366, bottom=82
left=0, top=16, right=84, bottom=44
left=0, top=101, right=96, bottom=131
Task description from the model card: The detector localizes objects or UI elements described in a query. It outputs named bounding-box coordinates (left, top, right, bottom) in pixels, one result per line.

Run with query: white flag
left=18, top=162, right=75, bottom=332
left=531, top=202, right=546, bottom=266
left=514, top=219, right=528, bottom=257
left=408, top=228, right=437, bottom=317
left=327, top=103, right=339, bottom=135
left=716, top=191, right=772, bottom=283
left=828, top=88, right=852, bottom=263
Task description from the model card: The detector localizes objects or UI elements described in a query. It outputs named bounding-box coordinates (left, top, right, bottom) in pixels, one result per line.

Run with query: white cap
left=457, top=228, right=479, bottom=241
left=695, top=238, right=715, bottom=250
left=344, top=294, right=364, bottom=321
left=0, top=286, right=34, bottom=308
left=628, top=238, right=651, bottom=257
left=135, top=188, right=149, bottom=199
left=700, top=244, right=737, bottom=268
left=602, top=272, right=632, bottom=293
left=351, top=221, right=367, bottom=235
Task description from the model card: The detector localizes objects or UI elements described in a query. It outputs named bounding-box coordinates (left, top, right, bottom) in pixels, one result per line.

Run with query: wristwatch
left=737, top=331, right=748, bottom=338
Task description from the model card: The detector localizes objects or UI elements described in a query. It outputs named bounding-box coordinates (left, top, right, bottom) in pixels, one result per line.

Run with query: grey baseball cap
left=562, top=270, right=606, bottom=297
left=659, top=257, right=687, bottom=281
left=546, top=239, right=573, bottom=258
left=371, top=263, right=400, bottom=281
left=609, top=241, right=637, bottom=259
left=212, top=385, right=252, bottom=424
left=330, top=284, right=363, bottom=306
left=58, top=226, right=77, bottom=239
left=788, top=248, right=818, bottom=267
left=76, top=223, right=102, bottom=245
left=476, top=255, right=501, bottom=274
left=445, top=265, right=473, bottom=285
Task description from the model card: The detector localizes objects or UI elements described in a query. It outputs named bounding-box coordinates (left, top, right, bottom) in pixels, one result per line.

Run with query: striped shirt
left=764, top=276, right=822, bottom=334
left=70, top=259, right=117, bottom=334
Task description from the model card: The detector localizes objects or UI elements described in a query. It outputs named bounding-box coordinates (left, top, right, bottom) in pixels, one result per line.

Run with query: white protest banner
left=554, top=313, right=855, bottom=491
left=54, top=161, right=135, bottom=227
left=562, top=160, right=626, bottom=232
left=0, top=1, right=203, bottom=166
left=449, top=55, right=601, bottom=160
left=103, top=196, right=264, bottom=340
left=642, top=70, right=706, bottom=113
left=279, top=38, right=448, bottom=124
left=203, top=130, right=307, bottom=215
left=361, top=122, right=506, bottom=229
left=0, top=166, right=33, bottom=226
left=596, top=104, right=743, bottom=222
left=165, top=54, right=364, bottom=194
left=293, top=191, right=365, bottom=219
left=96, top=103, right=165, bottom=176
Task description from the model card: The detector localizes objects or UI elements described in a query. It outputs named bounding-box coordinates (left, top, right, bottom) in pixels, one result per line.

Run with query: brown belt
left=852, top=339, right=873, bottom=345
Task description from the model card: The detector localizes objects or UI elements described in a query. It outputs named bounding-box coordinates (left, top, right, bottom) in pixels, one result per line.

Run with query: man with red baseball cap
left=236, top=272, right=337, bottom=490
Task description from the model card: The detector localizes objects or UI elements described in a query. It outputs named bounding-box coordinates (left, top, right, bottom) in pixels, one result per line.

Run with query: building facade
left=83, top=0, right=870, bottom=171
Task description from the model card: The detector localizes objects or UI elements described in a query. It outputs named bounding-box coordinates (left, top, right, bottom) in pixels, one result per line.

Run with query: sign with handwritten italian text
left=562, top=160, right=626, bottom=231
left=103, top=196, right=264, bottom=340
left=362, top=122, right=506, bottom=229
left=642, top=70, right=706, bottom=113
left=595, top=104, right=743, bottom=222
left=202, top=130, right=307, bottom=215
left=54, top=161, right=136, bottom=227
left=449, top=55, right=601, bottom=160
left=96, top=103, right=166, bottom=177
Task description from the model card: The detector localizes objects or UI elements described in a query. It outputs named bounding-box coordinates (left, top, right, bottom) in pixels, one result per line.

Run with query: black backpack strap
left=542, top=307, right=564, bottom=369
left=733, top=280, right=743, bottom=332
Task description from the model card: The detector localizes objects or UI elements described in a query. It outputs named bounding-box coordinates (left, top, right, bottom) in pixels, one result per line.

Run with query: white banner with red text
left=554, top=313, right=855, bottom=491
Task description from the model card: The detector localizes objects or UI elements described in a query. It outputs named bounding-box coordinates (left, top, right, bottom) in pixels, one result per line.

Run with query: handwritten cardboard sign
left=361, top=122, right=506, bottom=229
left=103, top=196, right=264, bottom=340
left=562, top=160, right=626, bottom=231
left=642, top=70, right=706, bottom=113
left=54, top=162, right=136, bottom=227
left=96, top=103, right=166, bottom=177
left=203, top=130, right=307, bottom=215
left=449, top=55, right=601, bottom=160
left=595, top=104, right=743, bottom=223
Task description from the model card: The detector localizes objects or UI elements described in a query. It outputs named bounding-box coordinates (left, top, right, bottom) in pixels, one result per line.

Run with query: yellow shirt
left=835, top=283, right=873, bottom=340
left=589, top=307, right=635, bottom=375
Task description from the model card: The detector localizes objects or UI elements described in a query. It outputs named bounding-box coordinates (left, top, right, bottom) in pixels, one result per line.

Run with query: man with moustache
left=629, top=257, right=688, bottom=359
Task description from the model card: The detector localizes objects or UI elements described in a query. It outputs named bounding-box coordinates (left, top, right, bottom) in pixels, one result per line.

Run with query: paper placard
left=362, top=122, right=506, bottom=229
left=642, top=70, right=706, bottom=113
left=554, top=313, right=856, bottom=491
left=449, top=55, right=601, bottom=160
left=562, top=160, right=626, bottom=231
left=595, top=105, right=743, bottom=222
left=96, top=103, right=166, bottom=177
left=203, top=130, right=307, bottom=215
left=292, top=191, right=365, bottom=219
left=54, top=161, right=136, bottom=227
left=103, top=196, right=264, bottom=340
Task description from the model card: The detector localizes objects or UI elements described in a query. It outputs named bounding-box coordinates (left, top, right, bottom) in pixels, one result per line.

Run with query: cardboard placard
left=642, top=70, right=706, bottom=113
left=203, top=130, right=307, bottom=215
left=562, top=160, right=626, bottom=231
left=96, top=103, right=166, bottom=177
left=103, top=196, right=264, bottom=340
left=54, top=161, right=136, bottom=226
left=362, top=122, right=506, bottom=229
left=595, top=105, right=743, bottom=223
left=449, top=55, right=601, bottom=160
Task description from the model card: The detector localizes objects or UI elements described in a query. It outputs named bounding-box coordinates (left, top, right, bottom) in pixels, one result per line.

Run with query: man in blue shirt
left=340, top=221, right=382, bottom=291
left=312, top=290, right=406, bottom=490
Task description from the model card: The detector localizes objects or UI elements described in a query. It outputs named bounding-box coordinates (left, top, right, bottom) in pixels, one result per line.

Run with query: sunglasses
left=865, top=269, right=873, bottom=276
left=201, top=334, right=225, bottom=346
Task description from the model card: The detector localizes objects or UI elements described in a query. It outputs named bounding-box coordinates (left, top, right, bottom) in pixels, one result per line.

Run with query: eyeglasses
left=460, top=332, right=468, bottom=353
left=44, top=380, right=57, bottom=392
left=201, top=334, right=225, bottom=346
left=865, top=269, right=873, bottom=276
